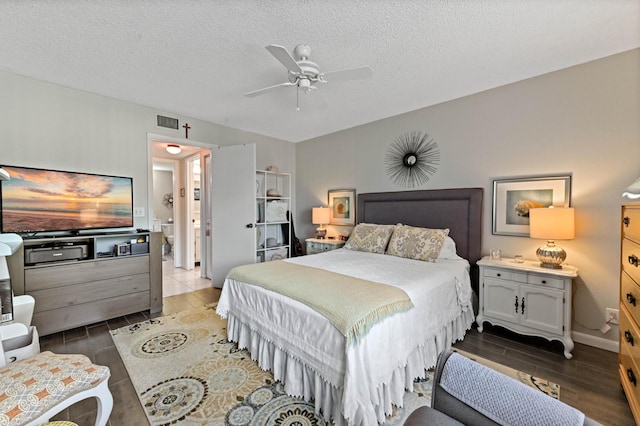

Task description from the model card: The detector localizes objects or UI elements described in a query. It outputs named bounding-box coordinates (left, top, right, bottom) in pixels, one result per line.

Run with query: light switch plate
left=134, top=207, right=145, bottom=217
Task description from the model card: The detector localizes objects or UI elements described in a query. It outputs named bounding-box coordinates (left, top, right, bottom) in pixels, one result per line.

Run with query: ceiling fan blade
left=265, top=45, right=303, bottom=74
left=321, top=66, right=373, bottom=82
left=244, top=81, right=296, bottom=97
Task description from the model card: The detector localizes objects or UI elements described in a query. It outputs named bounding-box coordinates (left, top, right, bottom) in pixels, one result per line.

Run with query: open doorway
left=148, top=133, right=212, bottom=296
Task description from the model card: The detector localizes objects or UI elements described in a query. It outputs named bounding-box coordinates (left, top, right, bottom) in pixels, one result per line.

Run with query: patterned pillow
left=344, top=223, right=395, bottom=254
left=386, top=224, right=450, bottom=262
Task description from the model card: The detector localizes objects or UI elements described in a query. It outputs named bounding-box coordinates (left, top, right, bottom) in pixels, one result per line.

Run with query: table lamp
left=312, top=207, right=330, bottom=239
left=529, top=207, right=575, bottom=269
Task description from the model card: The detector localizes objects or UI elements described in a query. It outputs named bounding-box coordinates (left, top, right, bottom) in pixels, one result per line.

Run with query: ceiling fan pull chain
left=296, top=86, right=300, bottom=111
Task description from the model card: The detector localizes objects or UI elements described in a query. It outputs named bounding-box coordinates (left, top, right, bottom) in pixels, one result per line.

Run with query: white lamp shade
left=312, top=207, right=330, bottom=225
left=623, top=177, right=640, bottom=199
left=529, top=207, right=575, bottom=240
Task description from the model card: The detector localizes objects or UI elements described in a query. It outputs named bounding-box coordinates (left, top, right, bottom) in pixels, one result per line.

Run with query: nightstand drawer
left=527, top=274, right=564, bottom=290
left=483, top=268, right=527, bottom=283
left=306, top=239, right=345, bottom=255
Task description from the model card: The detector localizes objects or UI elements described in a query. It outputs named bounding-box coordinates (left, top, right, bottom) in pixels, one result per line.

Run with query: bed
left=216, top=188, right=483, bottom=425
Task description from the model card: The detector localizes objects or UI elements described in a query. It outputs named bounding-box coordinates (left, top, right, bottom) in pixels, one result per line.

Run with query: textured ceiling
left=1, top=1, right=638, bottom=143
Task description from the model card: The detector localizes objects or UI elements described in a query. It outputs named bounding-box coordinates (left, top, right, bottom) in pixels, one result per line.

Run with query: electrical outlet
left=606, top=308, right=619, bottom=325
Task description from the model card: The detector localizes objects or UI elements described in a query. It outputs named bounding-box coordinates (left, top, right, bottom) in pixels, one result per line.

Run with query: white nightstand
left=306, top=238, right=345, bottom=255
left=476, top=256, right=578, bottom=359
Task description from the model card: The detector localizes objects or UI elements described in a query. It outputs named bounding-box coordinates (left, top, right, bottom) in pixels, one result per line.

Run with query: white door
left=211, top=143, right=256, bottom=287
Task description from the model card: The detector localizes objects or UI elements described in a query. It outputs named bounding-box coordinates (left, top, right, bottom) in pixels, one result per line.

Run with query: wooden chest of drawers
left=620, top=204, right=640, bottom=424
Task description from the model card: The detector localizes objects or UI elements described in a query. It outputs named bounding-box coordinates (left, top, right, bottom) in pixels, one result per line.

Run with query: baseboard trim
left=572, top=331, right=619, bottom=353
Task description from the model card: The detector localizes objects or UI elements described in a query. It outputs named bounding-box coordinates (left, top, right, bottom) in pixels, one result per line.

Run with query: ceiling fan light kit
left=245, top=44, right=372, bottom=110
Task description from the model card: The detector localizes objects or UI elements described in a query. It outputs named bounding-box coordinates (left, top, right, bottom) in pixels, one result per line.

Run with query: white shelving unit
left=255, top=170, right=291, bottom=262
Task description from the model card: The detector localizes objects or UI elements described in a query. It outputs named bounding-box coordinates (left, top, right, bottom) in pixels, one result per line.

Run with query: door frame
left=147, top=133, right=214, bottom=271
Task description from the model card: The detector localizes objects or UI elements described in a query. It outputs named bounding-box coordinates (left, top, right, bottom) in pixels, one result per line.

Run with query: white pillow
left=437, top=236, right=464, bottom=260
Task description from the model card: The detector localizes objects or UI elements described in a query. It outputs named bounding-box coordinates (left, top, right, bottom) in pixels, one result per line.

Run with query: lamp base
left=315, top=226, right=327, bottom=239
left=536, top=240, right=567, bottom=269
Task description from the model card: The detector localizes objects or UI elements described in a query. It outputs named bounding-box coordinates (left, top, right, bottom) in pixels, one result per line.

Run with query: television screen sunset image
left=1, top=166, right=133, bottom=233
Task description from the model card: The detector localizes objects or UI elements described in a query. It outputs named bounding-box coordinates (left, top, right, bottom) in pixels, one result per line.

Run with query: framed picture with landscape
left=328, top=189, right=356, bottom=226
left=492, top=175, right=571, bottom=237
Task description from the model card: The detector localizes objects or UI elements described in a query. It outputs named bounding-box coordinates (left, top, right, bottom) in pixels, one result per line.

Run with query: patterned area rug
left=110, top=305, right=559, bottom=425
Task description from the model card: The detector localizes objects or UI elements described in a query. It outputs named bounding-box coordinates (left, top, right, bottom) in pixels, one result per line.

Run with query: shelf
left=256, top=170, right=291, bottom=263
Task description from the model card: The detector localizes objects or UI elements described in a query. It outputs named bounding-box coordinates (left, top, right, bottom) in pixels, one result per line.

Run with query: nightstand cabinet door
left=483, top=279, right=519, bottom=324
left=520, top=284, right=564, bottom=335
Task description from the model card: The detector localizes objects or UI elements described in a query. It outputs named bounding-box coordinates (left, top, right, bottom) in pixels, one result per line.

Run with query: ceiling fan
left=245, top=44, right=373, bottom=110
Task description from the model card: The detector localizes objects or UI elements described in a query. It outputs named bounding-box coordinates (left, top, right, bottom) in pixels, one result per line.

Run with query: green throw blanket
left=227, top=260, right=414, bottom=345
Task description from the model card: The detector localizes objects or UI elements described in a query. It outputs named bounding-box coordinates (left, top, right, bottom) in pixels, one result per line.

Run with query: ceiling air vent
left=156, top=114, right=179, bottom=130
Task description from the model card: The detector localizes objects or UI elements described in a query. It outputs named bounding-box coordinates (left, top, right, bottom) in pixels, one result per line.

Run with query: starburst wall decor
left=385, top=131, right=440, bottom=188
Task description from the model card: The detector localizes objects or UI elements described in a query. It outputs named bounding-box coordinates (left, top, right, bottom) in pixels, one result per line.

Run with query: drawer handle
left=521, top=297, right=525, bottom=315
left=541, top=280, right=547, bottom=284
left=629, top=254, right=639, bottom=267
left=514, top=296, right=518, bottom=313
left=628, top=368, right=637, bottom=387
left=496, top=273, right=501, bottom=277
left=624, top=216, right=631, bottom=227
left=628, top=292, right=637, bottom=307
left=626, top=330, right=635, bottom=346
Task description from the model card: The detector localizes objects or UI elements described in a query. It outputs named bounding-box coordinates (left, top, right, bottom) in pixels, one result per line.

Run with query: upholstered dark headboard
left=357, top=188, right=483, bottom=266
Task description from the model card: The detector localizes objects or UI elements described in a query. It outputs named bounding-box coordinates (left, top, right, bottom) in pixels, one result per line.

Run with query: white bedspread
left=216, top=249, right=474, bottom=425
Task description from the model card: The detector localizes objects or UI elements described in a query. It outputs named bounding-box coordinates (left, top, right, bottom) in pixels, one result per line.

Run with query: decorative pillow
left=437, top=236, right=464, bottom=260
left=386, top=224, right=449, bottom=262
left=344, top=223, right=395, bottom=254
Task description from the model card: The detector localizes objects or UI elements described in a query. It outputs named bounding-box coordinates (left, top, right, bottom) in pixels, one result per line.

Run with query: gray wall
left=295, top=49, right=640, bottom=348
left=153, top=170, right=174, bottom=225
left=0, top=70, right=296, bottom=230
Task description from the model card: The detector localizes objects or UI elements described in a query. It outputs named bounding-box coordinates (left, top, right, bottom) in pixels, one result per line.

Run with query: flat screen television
left=0, top=165, right=133, bottom=235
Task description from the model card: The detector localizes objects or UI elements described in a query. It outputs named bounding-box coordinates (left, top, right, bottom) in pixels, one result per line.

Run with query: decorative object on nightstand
left=529, top=207, right=575, bottom=269
left=312, top=207, right=330, bottom=239
left=622, top=176, right=640, bottom=199
left=476, top=256, right=578, bottom=359
left=306, top=238, right=345, bottom=255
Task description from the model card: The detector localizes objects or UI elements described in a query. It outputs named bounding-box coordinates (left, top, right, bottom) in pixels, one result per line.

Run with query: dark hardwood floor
left=40, top=288, right=634, bottom=425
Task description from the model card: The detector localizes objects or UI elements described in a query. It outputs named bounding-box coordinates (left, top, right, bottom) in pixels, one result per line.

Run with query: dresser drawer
left=621, top=306, right=640, bottom=364
left=620, top=334, right=640, bottom=413
left=623, top=238, right=640, bottom=285
left=623, top=206, right=640, bottom=244
left=527, top=274, right=564, bottom=290
left=622, top=272, right=640, bottom=325
left=483, top=268, right=527, bottom=283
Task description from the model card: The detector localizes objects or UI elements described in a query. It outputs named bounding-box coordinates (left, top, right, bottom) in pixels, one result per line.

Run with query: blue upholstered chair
left=404, top=350, right=601, bottom=426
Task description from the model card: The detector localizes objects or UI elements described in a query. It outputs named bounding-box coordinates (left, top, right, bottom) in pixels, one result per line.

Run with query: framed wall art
left=492, top=175, right=571, bottom=236
left=328, top=189, right=356, bottom=226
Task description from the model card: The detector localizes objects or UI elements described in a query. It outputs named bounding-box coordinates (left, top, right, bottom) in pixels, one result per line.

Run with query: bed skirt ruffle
left=225, top=308, right=474, bottom=425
